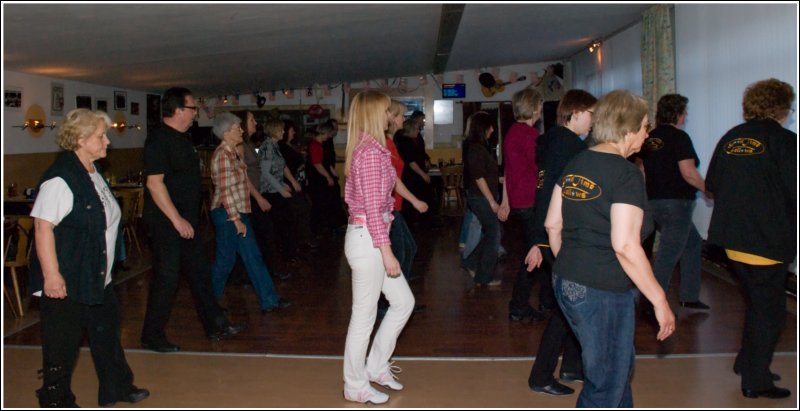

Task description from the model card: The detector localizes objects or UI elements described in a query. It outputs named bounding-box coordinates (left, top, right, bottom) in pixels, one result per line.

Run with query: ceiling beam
left=432, top=4, right=465, bottom=75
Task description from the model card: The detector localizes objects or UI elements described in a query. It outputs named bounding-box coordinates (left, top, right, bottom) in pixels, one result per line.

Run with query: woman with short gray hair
left=209, top=112, right=289, bottom=314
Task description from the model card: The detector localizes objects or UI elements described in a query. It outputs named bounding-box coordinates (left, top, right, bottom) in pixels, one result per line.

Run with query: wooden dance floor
left=3, top=214, right=797, bottom=407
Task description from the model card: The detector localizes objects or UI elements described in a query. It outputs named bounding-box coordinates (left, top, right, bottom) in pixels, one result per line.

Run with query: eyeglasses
left=182, top=106, right=199, bottom=112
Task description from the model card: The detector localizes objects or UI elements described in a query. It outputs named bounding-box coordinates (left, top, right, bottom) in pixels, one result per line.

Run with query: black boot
left=36, top=366, right=79, bottom=408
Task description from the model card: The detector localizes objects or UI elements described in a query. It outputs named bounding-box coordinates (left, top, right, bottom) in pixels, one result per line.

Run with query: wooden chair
left=440, top=164, right=464, bottom=210
left=115, top=188, right=143, bottom=256
left=4, top=216, right=33, bottom=317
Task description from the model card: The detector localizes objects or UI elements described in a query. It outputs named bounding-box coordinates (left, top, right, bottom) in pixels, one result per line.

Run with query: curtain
left=641, top=4, right=675, bottom=122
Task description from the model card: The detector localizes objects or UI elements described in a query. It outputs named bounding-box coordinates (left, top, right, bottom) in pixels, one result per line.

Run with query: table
left=3, top=196, right=34, bottom=216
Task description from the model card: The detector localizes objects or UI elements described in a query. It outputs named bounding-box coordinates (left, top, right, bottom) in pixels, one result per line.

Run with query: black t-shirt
left=465, top=141, right=499, bottom=200
left=279, top=140, right=307, bottom=185
left=638, top=125, right=699, bottom=200
left=395, top=133, right=429, bottom=179
left=143, top=124, right=202, bottom=227
left=533, top=126, right=588, bottom=245
left=553, top=150, right=653, bottom=292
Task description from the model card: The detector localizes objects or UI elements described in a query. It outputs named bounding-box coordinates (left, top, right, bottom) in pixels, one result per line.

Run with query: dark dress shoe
left=734, top=367, right=780, bottom=381
left=141, top=339, right=180, bottom=353
left=509, top=309, right=545, bottom=322
left=530, top=381, right=575, bottom=396
left=271, top=271, right=292, bottom=281
left=742, top=387, right=791, bottom=399
left=208, top=324, right=246, bottom=341
left=559, top=371, right=584, bottom=383
left=679, top=300, right=710, bottom=310
left=100, top=386, right=150, bottom=407
left=262, top=298, right=291, bottom=313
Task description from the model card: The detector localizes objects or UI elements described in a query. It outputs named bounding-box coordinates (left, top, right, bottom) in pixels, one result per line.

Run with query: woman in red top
left=342, top=91, right=415, bottom=405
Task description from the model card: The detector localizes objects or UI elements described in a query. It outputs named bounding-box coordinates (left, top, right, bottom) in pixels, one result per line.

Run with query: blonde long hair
left=344, top=90, right=391, bottom=176
left=387, top=100, right=407, bottom=136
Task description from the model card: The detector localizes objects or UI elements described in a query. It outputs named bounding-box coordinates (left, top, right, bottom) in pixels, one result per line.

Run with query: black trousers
left=249, top=196, right=278, bottom=270
left=509, top=207, right=556, bottom=314
left=142, top=219, right=228, bottom=341
left=308, top=179, right=347, bottom=233
left=264, top=191, right=313, bottom=259
left=731, top=261, right=788, bottom=391
left=528, top=249, right=582, bottom=387
left=40, top=287, right=134, bottom=405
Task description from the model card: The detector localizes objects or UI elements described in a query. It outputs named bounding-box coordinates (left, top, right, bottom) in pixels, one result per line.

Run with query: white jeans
left=343, top=224, right=414, bottom=392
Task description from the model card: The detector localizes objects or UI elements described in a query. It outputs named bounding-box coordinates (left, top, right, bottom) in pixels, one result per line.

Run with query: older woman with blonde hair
left=706, top=78, right=795, bottom=399
left=544, top=90, right=675, bottom=407
left=30, top=109, right=149, bottom=407
left=342, top=91, right=414, bottom=405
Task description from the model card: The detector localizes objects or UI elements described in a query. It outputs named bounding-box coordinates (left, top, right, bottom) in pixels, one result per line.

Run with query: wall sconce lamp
left=223, top=96, right=229, bottom=104
left=589, top=40, right=602, bottom=53
left=12, top=120, right=57, bottom=130
left=112, top=121, right=127, bottom=132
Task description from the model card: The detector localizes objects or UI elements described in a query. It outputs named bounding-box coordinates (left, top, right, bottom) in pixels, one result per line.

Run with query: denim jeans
left=554, top=274, right=635, bottom=408
left=463, top=194, right=499, bottom=284
left=390, top=211, right=417, bottom=281
left=210, top=208, right=280, bottom=310
left=650, top=199, right=702, bottom=302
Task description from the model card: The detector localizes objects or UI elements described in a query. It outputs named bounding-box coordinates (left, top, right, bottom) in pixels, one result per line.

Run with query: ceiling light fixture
left=589, top=40, right=601, bottom=53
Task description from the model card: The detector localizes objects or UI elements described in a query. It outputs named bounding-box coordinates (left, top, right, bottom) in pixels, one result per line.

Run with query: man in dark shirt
left=141, top=87, right=243, bottom=352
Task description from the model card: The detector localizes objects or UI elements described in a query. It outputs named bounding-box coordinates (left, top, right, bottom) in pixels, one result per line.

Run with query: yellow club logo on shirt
left=644, top=138, right=664, bottom=151
left=561, top=174, right=602, bottom=201
left=725, top=138, right=764, bottom=156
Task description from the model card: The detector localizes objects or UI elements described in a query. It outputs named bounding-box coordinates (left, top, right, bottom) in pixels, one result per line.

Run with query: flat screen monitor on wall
left=442, top=83, right=465, bottom=99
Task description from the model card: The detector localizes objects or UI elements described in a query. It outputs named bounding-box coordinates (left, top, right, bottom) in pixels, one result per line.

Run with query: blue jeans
left=463, top=194, right=499, bottom=284
left=650, top=199, right=702, bottom=302
left=210, top=208, right=280, bottom=310
left=390, top=211, right=417, bottom=281
left=554, top=274, right=635, bottom=408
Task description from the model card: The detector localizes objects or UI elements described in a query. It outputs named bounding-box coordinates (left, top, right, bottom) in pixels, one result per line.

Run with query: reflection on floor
left=3, top=347, right=796, bottom=408
left=3, top=213, right=797, bottom=407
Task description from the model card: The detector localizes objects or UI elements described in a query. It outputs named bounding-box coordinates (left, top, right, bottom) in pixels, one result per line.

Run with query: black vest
left=29, top=151, right=120, bottom=305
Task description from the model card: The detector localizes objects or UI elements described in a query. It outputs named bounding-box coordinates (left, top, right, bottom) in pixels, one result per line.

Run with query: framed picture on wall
left=51, top=83, right=65, bottom=116
left=4, top=88, right=22, bottom=110
left=76, top=95, right=92, bottom=109
left=114, top=90, right=127, bottom=111
left=130, top=101, right=140, bottom=116
left=96, top=99, right=108, bottom=113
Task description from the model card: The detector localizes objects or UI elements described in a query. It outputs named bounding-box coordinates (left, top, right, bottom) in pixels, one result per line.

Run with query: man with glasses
left=141, top=87, right=243, bottom=352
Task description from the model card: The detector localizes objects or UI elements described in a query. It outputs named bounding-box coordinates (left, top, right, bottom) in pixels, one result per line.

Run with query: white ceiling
left=3, top=3, right=652, bottom=96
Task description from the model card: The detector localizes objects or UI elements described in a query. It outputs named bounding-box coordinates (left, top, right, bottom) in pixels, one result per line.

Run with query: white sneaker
left=343, top=386, right=389, bottom=404
left=368, top=363, right=403, bottom=391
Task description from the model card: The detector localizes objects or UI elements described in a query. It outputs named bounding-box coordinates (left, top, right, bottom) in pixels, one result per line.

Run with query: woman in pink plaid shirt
left=342, top=91, right=415, bottom=405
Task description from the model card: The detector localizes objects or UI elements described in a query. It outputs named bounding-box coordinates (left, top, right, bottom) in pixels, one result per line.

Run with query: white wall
left=194, top=61, right=558, bottom=148
left=3, top=71, right=149, bottom=154
left=675, top=3, right=798, bottom=237
left=4, top=61, right=558, bottom=154
left=571, top=22, right=643, bottom=97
